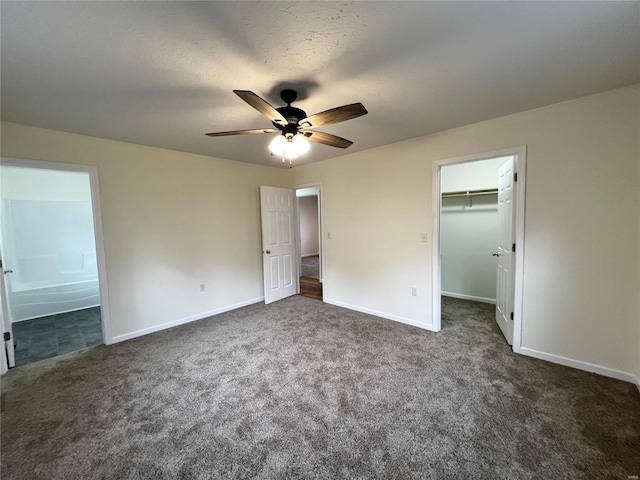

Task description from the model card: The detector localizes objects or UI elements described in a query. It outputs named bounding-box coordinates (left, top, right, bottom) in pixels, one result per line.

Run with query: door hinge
left=514, top=172, right=518, bottom=182
left=512, top=243, right=516, bottom=252
left=510, top=312, right=514, bottom=321
left=3, top=332, right=10, bottom=342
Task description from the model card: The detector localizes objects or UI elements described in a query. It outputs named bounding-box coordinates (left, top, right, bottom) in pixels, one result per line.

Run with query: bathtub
left=8, top=253, right=100, bottom=322
left=9, top=278, right=100, bottom=322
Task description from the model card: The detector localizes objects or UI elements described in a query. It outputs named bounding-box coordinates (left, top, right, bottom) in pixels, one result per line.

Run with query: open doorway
left=440, top=157, right=506, bottom=304
left=1, top=159, right=111, bottom=368
left=432, top=148, right=526, bottom=350
left=296, top=185, right=323, bottom=301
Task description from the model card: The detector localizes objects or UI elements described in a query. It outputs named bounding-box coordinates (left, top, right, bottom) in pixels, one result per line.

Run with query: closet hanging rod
left=441, top=188, right=498, bottom=198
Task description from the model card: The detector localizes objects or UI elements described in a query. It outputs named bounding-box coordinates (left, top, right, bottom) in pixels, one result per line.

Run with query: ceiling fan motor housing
left=275, top=105, right=307, bottom=127
left=273, top=89, right=307, bottom=128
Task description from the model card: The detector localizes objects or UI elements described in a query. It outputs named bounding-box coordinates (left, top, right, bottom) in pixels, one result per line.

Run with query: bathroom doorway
left=1, top=159, right=110, bottom=368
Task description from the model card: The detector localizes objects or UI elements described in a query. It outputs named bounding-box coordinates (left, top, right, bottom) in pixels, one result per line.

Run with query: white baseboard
left=323, top=298, right=436, bottom=332
left=109, top=297, right=264, bottom=344
left=442, top=291, right=496, bottom=304
left=518, top=346, right=640, bottom=392
left=301, top=253, right=319, bottom=258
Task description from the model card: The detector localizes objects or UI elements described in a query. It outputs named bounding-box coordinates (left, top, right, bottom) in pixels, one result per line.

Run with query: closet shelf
left=442, top=188, right=498, bottom=198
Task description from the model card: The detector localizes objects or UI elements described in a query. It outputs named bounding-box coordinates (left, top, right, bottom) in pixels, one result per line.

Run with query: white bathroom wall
left=0, top=166, right=100, bottom=321
left=1, top=166, right=91, bottom=201
left=299, top=196, right=319, bottom=257
left=440, top=157, right=507, bottom=302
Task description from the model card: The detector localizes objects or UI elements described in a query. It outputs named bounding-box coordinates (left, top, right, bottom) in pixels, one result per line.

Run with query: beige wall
left=1, top=122, right=288, bottom=339
left=292, top=85, right=640, bottom=381
left=1, top=84, right=638, bottom=383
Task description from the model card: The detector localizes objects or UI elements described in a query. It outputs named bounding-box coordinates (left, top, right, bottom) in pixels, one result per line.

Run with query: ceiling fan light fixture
left=207, top=89, right=368, bottom=164
left=269, top=133, right=310, bottom=160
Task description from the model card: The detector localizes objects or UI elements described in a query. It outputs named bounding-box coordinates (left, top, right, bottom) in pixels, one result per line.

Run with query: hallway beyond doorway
left=301, top=255, right=319, bottom=279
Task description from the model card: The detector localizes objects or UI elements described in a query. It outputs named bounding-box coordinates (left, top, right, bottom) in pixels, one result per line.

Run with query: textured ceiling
left=1, top=1, right=638, bottom=167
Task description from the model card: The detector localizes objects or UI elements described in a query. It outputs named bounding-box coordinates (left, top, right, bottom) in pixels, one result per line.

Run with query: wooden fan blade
left=205, top=128, right=278, bottom=137
left=234, top=90, right=287, bottom=124
left=298, top=103, right=367, bottom=128
left=302, top=130, right=353, bottom=149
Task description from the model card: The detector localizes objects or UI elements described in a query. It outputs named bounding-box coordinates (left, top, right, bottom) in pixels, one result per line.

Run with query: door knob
left=264, top=250, right=271, bottom=254
left=3, top=269, right=13, bottom=274
left=492, top=253, right=500, bottom=257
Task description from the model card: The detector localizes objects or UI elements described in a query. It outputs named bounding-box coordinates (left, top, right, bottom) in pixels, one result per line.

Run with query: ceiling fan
left=205, top=89, right=368, bottom=164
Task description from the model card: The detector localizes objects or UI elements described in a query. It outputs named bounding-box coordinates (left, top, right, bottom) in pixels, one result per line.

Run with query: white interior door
left=496, top=157, right=516, bottom=345
left=0, top=254, right=16, bottom=369
left=260, top=186, right=297, bottom=304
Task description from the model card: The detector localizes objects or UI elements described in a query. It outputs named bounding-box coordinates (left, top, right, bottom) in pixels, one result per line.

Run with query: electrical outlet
left=421, top=233, right=428, bottom=243
left=200, top=283, right=206, bottom=292
left=327, top=231, right=332, bottom=240
left=411, top=287, right=418, bottom=296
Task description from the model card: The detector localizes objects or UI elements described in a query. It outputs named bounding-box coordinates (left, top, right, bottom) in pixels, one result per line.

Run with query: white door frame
left=1, top=247, right=13, bottom=373
left=294, top=182, right=324, bottom=291
left=0, top=157, right=112, bottom=349
left=432, top=147, right=526, bottom=352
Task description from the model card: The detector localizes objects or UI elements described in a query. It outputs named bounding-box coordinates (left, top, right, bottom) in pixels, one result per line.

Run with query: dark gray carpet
left=301, top=255, right=319, bottom=279
left=1, top=296, right=638, bottom=479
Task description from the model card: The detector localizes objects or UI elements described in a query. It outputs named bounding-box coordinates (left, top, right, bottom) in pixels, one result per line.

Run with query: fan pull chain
left=280, top=154, right=293, bottom=168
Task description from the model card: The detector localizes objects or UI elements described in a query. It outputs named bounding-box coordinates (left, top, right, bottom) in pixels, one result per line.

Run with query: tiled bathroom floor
left=12, top=307, right=103, bottom=367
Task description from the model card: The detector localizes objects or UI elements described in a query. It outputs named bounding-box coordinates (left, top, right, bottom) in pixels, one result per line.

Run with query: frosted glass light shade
left=269, top=135, right=287, bottom=156
left=291, top=134, right=310, bottom=154
left=269, top=134, right=310, bottom=159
